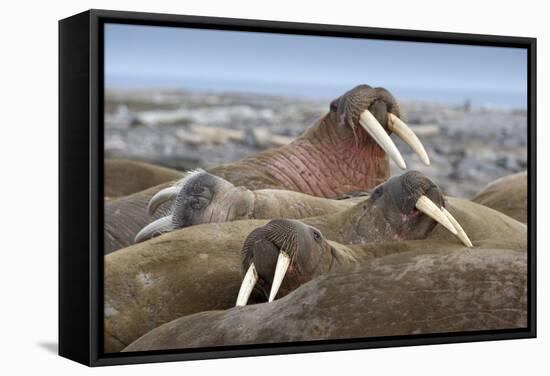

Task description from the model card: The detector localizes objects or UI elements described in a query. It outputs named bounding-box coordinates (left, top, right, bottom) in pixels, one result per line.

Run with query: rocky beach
left=105, top=88, right=527, bottom=198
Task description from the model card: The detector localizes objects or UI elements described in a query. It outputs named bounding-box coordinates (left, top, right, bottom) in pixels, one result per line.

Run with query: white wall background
left=0, top=0, right=546, bottom=374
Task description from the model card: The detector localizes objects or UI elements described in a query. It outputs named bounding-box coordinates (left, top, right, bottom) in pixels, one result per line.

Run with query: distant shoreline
left=105, top=78, right=527, bottom=111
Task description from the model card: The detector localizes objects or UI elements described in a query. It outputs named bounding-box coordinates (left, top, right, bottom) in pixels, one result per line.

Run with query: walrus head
left=236, top=171, right=472, bottom=306
left=308, top=84, right=430, bottom=170
left=134, top=170, right=254, bottom=243
left=236, top=219, right=341, bottom=306
left=357, top=170, right=447, bottom=242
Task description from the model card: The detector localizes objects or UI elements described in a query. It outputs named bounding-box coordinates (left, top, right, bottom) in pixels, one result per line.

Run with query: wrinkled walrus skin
left=472, top=171, right=527, bottom=223
left=104, top=198, right=526, bottom=352
left=105, top=159, right=184, bottom=199
left=123, top=247, right=526, bottom=352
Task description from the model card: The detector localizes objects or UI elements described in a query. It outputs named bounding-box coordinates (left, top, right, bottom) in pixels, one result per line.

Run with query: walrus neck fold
left=327, top=241, right=359, bottom=268
left=301, top=201, right=372, bottom=245
left=243, top=116, right=390, bottom=198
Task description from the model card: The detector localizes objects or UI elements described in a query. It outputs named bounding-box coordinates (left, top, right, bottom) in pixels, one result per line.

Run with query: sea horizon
left=106, top=75, right=527, bottom=110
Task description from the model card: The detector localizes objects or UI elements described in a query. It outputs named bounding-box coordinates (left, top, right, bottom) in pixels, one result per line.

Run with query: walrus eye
left=370, top=186, right=384, bottom=202
left=312, top=230, right=322, bottom=242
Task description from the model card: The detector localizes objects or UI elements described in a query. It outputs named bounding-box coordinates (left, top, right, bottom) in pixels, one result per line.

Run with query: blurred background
left=104, top=23, right=528, bottom=197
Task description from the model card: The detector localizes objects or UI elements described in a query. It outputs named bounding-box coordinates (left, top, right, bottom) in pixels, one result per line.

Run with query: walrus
left=136, top=169, right=530, bottom=245
left=105, top=84, right=431, bottom=251
left=207, top=84, right=430, bottom=196
left=123, top=247, right=526, bottom=352
left=237, top=189, right=528, bottom=305
left=103, top=173, right=523, bottom=352
left=236, top=216, right=460, bottom=306
left=105, top=159, right=183, bottom=199
left=106, top=170, right=363, bottom=254
left=133, top=169, right=366, bottom=245
left=472, top=171, right=527, bottom=223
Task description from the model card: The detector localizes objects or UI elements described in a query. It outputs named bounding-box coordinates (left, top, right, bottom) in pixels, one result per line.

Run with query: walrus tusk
left=134, top=215, right=174, bottom=243
left=415, top=196, right=458, bottom=235
left=441, top=207, right=473, bottom=248
left=268, top=251, right=291, bottom=302
left=359, top=110, right=407, bottom=170
left=148, top=186, right=179, bottom=216
left=387, top=113, right=430, bottom=166
left=235, top=263, right=259, bottom=306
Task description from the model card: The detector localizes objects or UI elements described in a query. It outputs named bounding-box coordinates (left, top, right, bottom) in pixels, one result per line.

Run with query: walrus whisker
left=387, top=113, right=430, bottom=166
left=281, top=235, right=297, bottom=271
left=235, top=263, right=258, bottom=307
left=268, top=250, right=291, bottom=302
left=415, top=196, right=457, bottom=235
left=134, top=215, right=175, bottom=243
left=359, top=109, right=406, bottom=170
left=441, top=207, right=473, bottom=248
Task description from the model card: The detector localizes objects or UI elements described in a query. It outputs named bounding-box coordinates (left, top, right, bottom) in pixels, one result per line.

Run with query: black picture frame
left=59, top=8, right=537, bottom=367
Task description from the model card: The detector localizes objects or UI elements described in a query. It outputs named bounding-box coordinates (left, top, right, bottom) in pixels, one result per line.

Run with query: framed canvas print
left=59, top=9, right=536, bottom=366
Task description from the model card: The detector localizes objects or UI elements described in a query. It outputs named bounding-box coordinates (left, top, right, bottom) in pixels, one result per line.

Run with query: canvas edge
left=59, top=10, right=93, bottom=366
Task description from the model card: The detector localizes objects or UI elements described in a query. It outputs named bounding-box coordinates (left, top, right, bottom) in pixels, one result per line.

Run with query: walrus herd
left=103, top=85, right=528, bottom=353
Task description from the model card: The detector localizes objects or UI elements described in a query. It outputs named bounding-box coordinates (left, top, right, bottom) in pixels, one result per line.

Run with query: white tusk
left=148, top=186, right=179, bottom=216
left=134, top=215, right=174, bottom=243
left=441, top=207, right=473, bottom=248
left=359, top=110, right=407, bottom=170
left=388, top=113, right=430, bottom=166
left=268, top=251, right=291, bottom=302
left=235, top=263, right=259, bottom=306
left=415, top=196, right=457, bottom=235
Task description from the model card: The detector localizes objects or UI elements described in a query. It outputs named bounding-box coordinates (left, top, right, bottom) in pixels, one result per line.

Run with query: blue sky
left=105, top=23, right=527, bottom=108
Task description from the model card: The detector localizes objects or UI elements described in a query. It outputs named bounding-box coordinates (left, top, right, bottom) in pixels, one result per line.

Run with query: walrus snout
left=240, top=219, right=303, bottom=284
left=334, top=84, right=385, bottom=128
left=358, top=171, right=472, bottom=247
left=171, top=172, right=254, bottom=229
left=335, top=85, right=405, bottom=129
left=388, top=171, right=472, bottom=247
left=332, top=84, right=430, bottom=170
left=237, top=219, right=328, bottom=306
left=395, top=170, right=444, bottom=214
left=367, top=100, right=390, bottom=131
